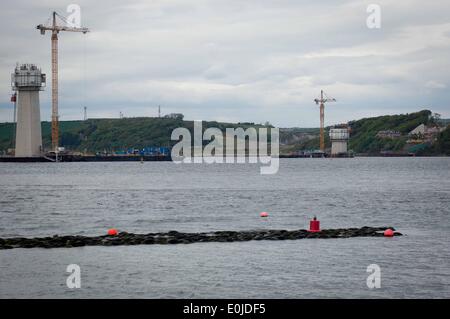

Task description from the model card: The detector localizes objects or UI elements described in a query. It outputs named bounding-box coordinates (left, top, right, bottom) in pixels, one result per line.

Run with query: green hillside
left=0, top=123, right=15, bottom=150
left=0, top=117, right=267, bottom=153
left=348, top=110, right=434, bottom=154
left=1, top=110, right=448, bottom=155
left=279, top=110, right=443, bottom=154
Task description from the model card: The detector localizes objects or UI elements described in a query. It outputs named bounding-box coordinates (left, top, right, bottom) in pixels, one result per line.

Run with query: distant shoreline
left=0, top=154, right=448, bottom=162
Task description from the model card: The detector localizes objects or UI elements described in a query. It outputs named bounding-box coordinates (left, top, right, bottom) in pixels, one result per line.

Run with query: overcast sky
left=0, top=0, right=449, bottom=127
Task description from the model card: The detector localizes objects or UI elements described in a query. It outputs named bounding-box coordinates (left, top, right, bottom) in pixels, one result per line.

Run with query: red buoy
left=107, top=228, right=118, bottom=236
left=308, top=216, right=321, bottom=232
left=384, top=229, right=394, bottom=237
left=260, top=212, right=269, bottom=217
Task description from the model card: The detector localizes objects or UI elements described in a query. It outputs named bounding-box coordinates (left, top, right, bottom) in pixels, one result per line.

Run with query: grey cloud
left=0, top=0, right=449, bottom=127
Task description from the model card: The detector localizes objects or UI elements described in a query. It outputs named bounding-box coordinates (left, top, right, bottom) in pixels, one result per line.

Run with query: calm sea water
left=0, top=158, right=449, bottom=298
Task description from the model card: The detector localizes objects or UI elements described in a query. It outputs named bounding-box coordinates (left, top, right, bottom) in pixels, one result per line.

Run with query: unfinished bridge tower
left=329, top=125, right=350, bottom=156
left=11, top=64, right=46, bottom=157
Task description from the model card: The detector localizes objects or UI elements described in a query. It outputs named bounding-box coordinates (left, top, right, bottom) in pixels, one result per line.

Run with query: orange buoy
left=107, top=228, right=118, bottom=236
left=384, top=229, right=394, bottom=237
left=308, top=216, right=321, bottom=232
left=260, top=212, right=269, bottom=218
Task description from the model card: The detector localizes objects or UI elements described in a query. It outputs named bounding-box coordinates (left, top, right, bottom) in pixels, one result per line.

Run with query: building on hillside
left=408, top=124, right=443, bottom=144
left=376, top=130, right=401, bottom=139
left=163, top=113, right=184, bottom=120
left=409, top=124, right=426, bottom=136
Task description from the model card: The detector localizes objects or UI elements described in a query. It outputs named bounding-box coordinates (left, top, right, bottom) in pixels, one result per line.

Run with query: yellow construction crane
left=314, top=90, right=336, bottom=152
left=37, top=12, right=89, bottom=152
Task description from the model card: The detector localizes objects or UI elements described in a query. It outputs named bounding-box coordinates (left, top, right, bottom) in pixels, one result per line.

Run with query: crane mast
left=314, top=90, right=336, bottom=152
left=51, top=15, right=58, bottom=153
left=37, top=11, right=89, bottom=152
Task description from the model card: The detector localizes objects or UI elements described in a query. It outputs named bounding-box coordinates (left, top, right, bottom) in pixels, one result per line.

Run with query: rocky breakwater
left=0, top=226, right=402, bottom=250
